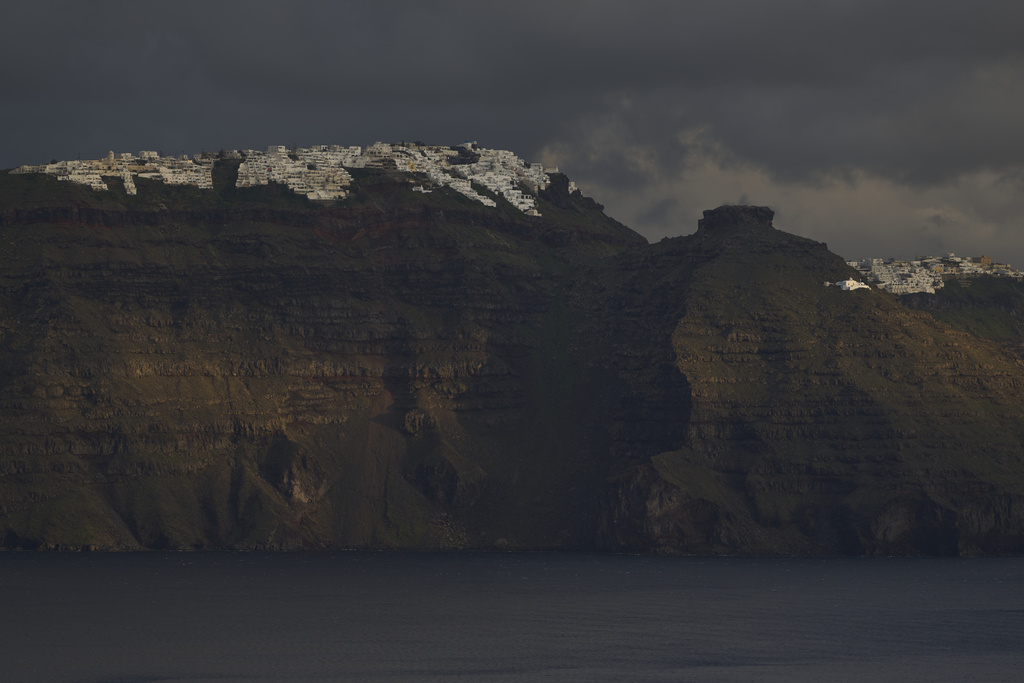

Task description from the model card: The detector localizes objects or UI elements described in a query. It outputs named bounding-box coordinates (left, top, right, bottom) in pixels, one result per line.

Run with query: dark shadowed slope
left=3, top=177, right=1024, bottom=555
left=590, top=207, right=1024, bottom=555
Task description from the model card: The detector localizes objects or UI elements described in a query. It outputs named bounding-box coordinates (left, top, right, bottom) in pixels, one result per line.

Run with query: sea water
left=1, top=552, right=1021, bottom=682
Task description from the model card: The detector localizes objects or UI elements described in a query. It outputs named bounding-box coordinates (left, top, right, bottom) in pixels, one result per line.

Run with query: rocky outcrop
left=696, top=204, right=775, bottom=234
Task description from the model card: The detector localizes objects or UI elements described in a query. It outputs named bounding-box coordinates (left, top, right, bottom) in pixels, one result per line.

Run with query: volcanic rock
left=2, top=170, right=1024, bottom=556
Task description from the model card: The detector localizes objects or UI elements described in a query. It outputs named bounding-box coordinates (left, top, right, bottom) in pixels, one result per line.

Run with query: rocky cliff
left=3, top=171, right=1024, bottom=555
left=589, top=207, right=1024, bottom=555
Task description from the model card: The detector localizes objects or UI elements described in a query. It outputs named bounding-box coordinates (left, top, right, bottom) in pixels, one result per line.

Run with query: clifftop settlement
left=12, top=145, right=1022, bottom=292
left=847, top=254, right=1023, bottom=294
left=11, top=141, right=561, bottom=217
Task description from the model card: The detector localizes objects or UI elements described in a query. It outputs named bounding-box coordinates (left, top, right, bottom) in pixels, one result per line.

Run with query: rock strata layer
left=2, top=176, right=1024, bottom=555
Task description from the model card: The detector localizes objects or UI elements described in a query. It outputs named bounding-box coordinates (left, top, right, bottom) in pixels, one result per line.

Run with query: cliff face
left=2, top=179, right=1024, bottom=555
left=591, top=207, right=1024, bottom=555
left=0, top=167, right=644, bottom=551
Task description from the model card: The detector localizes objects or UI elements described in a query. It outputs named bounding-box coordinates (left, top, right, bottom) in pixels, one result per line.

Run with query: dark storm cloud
left=4, top=0, right=1019, bottom=170
left=3, top=1, right=1023, bottom=262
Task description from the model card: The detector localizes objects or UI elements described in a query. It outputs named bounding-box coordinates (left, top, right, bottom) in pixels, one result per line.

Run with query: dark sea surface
left=1, top=552, right=1022, bottom=682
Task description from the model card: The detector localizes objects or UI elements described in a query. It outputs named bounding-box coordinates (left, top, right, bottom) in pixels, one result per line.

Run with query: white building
left=9, top=141, right=552, bottom=215
left=834, top=279, right=870, bottom=291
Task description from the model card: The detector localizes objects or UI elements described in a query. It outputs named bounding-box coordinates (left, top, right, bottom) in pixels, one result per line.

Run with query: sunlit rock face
left=2, top=170, right=1024, bottom=557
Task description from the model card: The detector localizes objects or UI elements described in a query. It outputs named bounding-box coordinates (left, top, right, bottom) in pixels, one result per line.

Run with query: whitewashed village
left=11, top=141, right=562, bottom=217
left=12, top=143, right=1024, bottom=294
left=840, top=255, right=1024, bottom=294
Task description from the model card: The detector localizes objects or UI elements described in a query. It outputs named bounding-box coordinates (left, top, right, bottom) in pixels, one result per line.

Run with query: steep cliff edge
left=0, top=166, right=639, bottom=550
left=3, top=181, right=1024, bottom=555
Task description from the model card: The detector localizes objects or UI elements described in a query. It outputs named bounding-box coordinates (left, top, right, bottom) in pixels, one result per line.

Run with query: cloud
left=544, top=118, right=1024, bottom=265
left=2, top=0, right=1023, bottom=264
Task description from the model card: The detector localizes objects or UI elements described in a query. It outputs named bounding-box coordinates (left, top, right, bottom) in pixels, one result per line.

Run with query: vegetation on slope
left=903, top=277, right=1024, bottom=356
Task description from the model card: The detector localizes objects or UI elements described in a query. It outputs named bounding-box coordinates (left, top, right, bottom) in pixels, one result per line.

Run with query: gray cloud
left=3, top=0, right=1023, bottom=264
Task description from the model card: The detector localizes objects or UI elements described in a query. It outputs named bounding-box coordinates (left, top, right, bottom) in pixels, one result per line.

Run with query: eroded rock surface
left=2, top=178, right=1024, bottom=555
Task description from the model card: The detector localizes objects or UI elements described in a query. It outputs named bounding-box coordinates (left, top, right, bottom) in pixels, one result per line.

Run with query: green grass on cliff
left=903, top=277, right=1024, bottom=353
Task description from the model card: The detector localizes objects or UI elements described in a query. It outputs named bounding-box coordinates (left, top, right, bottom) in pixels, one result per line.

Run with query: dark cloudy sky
left=3, top=1, right=1023, bottom=265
